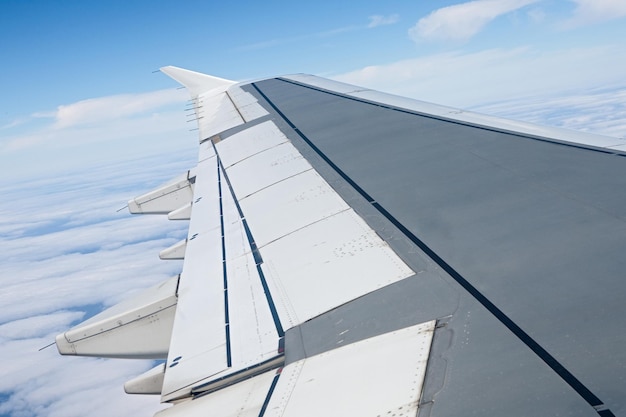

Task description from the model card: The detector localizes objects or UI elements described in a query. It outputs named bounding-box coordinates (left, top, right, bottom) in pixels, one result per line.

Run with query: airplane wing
left=56, top=67, right=626, bottom=416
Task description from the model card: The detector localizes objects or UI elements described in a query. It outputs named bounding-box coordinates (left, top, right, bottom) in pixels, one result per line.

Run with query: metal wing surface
left=56, top=67, right=626, bottom=416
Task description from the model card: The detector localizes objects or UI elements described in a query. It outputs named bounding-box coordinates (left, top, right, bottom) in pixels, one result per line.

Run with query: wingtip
left=160, top=66, right=235, bottom=97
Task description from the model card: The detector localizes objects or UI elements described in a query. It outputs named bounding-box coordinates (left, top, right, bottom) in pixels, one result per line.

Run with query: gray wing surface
left=56, top=69, right=625, bottom=417
left=247, top=77, right=625, bottom=416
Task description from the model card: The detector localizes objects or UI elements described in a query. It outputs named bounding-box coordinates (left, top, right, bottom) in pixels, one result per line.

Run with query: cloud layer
left=472, top=85, right=626, bottom=138
left=332, top=43, right=626, bottom=115
left=0, top=150, right=195, bottom=417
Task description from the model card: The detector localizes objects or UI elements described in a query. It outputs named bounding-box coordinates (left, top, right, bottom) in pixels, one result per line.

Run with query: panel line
left=216, top=158, right=232, bottom=367
left=258, top=370, right=281, bottom=417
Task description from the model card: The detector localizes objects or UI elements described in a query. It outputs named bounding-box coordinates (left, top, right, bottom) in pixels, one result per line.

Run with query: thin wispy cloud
left=1, top=88, right=188, bottom=151
left=332, top=43, right=626, bottom=110
left=0, top=88, right=196, bottom=182
left=1, top=117, right=27, bottom=130
left=561, top=0, right=626, bottom=28
left=526, top=7, right=546, bottom=23
left=237, top=25, right=359, bottom=51
left=368, top=14, right=399, bottom=28
left=239, top=13, right=394, bottom=52
left=53, top=89, right=186, bottom=129
left=409, top=0, right=540, bottom=42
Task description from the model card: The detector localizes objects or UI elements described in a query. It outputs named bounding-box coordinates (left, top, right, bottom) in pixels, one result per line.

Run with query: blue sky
left=1, top=1, right=626, bottom=416
left=2, top=0, right=626, bottom=181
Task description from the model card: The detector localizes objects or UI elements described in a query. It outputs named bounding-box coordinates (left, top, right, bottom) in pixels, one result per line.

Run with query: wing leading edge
left=56, top=67, right=625, bottom=416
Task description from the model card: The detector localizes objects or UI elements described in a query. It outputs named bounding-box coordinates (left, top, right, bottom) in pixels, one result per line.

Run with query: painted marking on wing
left=252, top=80, right=616, bottom=417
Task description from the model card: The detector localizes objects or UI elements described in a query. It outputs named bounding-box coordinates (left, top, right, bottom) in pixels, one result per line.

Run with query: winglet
left=160, top=66, right=235, bottom=97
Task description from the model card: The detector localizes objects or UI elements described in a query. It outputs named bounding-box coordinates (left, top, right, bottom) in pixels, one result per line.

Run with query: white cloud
left=0, top=338, right=163, bottom=417
left=53, top=89, right=187, bottom=129
left=409, top=0, right=539, bottom=42
left=0, top=152, right=193, bottom=417
left=238, top=25, right=359, bottom=51
left=0, top=88, right=196, bottom=182
left=368, top=14, right=399, bottom=28
left=561, top=0, right=626, bottom=28
left=472, top=86, right=626, bottom=138
left=0, top=88, right=189, bottom=154
left=3, top=110, right=188, bottom=153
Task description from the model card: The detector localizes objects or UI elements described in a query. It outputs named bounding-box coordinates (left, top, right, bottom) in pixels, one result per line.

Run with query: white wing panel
left=160, top=66, right=235, bottom=98
left=262, top=209, right=414, bottom=326
left=227, top=86, right=269, bottom=122
left=128, top=169, right=195, bottom=215
left=197, top=87, right=245, bottom=141
left=156, top=369, right=278, bottom=417
left=55, top=276, right=178, bottom=359
left=220, top=147, right=311, bottom=201
left=239, top=169, right=350, bottom=247
left=161, top=155, right=229, bottom=398
left=125, top=363, right=165, bottom=395
left=168, top=203, right=191, bottom=220
left=216, top=121, right=289, bottom=169
left=198, top=140, right=217, bottom=162
left=211, top=120, right=415, bottom=328
left=221, top=171, right=280, bottom=365
left=159, top=239, right=187, bottom=260
left=185, top=149, right=221, bottom=235
left=162, top=140, right=284, bottom=401
left=220, top=170, right=250, bottom=262
left=267, top=321, right=436, bottom=417
left=226, top=252, right=281, bottom=365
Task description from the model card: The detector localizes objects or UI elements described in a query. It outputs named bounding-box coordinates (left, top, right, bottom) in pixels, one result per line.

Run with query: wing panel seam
left=217, top=158, right=233, bottom=368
